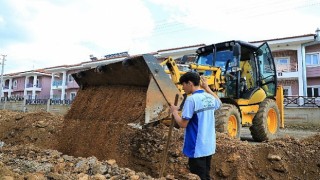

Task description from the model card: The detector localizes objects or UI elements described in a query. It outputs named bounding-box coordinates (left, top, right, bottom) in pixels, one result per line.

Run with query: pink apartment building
left=1, top=30, right=319, bottom=104
left=45, top=53, right=131, bottom=101
left=2, top=70, right=52, bottom=99
left=47, top=66, right=80, bottom=101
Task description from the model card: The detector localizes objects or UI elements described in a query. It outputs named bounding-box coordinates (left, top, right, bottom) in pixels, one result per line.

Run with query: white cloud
left=2, top=0, right=320, bottom=74
left=0, top=16, right=4, bottom=25
left=2, top=0, right=155, bottom=73
left=147, top=0, right=319, bottom=42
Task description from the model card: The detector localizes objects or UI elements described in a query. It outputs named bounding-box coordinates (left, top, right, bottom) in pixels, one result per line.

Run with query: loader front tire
left=250, top=99, right=280, bottom=142
left=215, top=104, right=241, bottom=139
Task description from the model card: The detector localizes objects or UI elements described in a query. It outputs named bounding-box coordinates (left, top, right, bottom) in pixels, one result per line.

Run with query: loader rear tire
left=215, top=104, right=241, bottom=139
left=250, top=99, right=280, bottom=142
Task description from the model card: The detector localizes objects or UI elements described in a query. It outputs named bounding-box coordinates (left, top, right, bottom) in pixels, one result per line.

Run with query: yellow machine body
left=162, top=40, right=284, bottom=141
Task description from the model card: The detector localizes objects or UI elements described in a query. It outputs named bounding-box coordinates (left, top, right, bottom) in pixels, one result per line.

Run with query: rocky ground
left=0, top=109, right=320, bottom=179
left=0, top=85, right=319, bottom=179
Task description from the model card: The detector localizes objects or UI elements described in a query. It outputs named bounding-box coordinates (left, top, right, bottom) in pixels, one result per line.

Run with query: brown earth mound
left=0, top=110, right=63, bottom=149
left=214, top=134, right=320, bottom=179
left=57, top=85, right=146, bottom=165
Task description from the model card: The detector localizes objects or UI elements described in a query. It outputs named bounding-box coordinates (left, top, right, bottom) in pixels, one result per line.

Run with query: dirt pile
left=213, top=134, right=320, bottom=179
left=0, top=110, right=63, bottom=149
left=0, top=144, right=162, bottom=180
left=57, top=85, right=146, bottom=165
left=56, top=85, right=195, bottom=179
left=0, top=95, right=320, bottom=180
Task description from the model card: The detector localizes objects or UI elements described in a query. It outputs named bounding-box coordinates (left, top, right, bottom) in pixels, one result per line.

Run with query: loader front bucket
left=71, top=54, right=183, bottom=126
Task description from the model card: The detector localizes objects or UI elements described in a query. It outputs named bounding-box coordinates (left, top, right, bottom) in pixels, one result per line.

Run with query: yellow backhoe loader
left=71, top=40, right=284, bottom=142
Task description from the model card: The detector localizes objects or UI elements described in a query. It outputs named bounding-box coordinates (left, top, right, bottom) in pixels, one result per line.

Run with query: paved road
left=240, top=127, right=319, bottom=142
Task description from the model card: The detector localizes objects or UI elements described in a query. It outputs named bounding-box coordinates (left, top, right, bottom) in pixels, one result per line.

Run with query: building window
left=275, top=57, right=290, bottom=72
left=283, top=86, right=292, bottom=96
left=68, top=74, right=74, bottom=82
left=13, top=80, right=17, bottom=87
left=276, top=57, right=289, bottom=64
left=70, top=92, right=76, bottom=100
left=36, top=79, right=40, bottom=87
left=307, top=86, right=319, bottom=97
left=306, top=53, right=319, bottom=66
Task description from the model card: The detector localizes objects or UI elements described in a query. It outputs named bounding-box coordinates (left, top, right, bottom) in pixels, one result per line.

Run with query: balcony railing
left=284, top=96, right=320, bottom=108
left=276, top=63, right=298, bottom=72
left=26, top=83, right=42, bottom=88
left=52, top=80, right=67, bottom=86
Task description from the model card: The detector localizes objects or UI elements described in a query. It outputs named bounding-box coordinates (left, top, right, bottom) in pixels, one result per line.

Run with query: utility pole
left=0, top=55, right=6, bottom=99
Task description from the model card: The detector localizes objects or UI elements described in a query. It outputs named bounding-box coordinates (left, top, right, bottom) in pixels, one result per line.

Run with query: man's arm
left=170, top=105, right=189, bottom=128
left=200, top=76, right=222, bottom=105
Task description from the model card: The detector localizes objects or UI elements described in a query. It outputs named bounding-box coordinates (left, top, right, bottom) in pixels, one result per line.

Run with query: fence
left=24, top=99, right=73, bottom=105
left=0, top=97, right=73, bottom=115
left=284, top=96, right=320, bottom=108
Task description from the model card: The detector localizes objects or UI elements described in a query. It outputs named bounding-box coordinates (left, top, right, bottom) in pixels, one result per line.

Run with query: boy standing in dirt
left=170, top=72, right=221, bottom=180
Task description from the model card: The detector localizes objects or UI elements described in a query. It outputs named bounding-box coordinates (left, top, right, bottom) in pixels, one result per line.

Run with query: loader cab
left=196, top=45, right=233, bottom=75
left=195, top=40, right=277, bottom=100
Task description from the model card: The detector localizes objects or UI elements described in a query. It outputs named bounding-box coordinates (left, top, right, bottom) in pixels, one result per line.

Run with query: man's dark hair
left=179, top=72, right=200, bottom=86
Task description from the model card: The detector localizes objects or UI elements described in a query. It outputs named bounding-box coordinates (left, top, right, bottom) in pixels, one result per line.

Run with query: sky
left=0, top=0, right=320, bottom=74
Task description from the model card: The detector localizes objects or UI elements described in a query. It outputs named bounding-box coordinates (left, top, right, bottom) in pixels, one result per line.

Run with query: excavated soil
left=0, top=85, right=319, bottom=179
left=0, top=110, right=63, bottom=149
left=58, top=85, right=146, bottom=165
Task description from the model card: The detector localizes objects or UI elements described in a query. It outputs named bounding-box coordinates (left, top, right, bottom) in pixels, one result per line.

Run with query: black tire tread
left=215, top=103, right=241, bottom=139
left=250, top=99, right=280, bottom=142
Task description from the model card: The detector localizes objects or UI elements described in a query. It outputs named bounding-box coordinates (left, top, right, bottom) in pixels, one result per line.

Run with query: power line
left=134, top=0, right=320, bottom=39
left=150, top=0, right=319, bottom=26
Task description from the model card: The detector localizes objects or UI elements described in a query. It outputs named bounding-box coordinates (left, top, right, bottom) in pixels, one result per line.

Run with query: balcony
left=2, top=85, right=11, bottom=92
left=52, top=80, right=67, bottom=89
left=24, top=83, right=42, bottom=92
left=3, top=85, right=10, bottom=89
left=276, top=63, right=299, bottom=78
left=26, top=83, right=42, bottom=88
left=276, top=63, right=297, bottom=72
